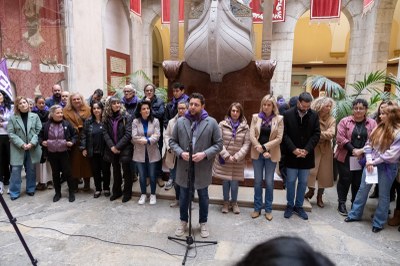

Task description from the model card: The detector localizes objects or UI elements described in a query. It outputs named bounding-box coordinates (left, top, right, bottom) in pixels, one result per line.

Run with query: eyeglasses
left=123, top=90, right=134, bottom=94
left=353, top=107, right=366, bottom=112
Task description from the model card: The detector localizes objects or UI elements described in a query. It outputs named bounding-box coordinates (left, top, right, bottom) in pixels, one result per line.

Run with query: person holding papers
left=345, top=105, right=400, bottom=233
left=334, top=99, right=376, bottom=216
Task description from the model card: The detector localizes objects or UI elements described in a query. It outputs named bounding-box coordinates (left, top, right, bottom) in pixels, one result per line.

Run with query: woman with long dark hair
left=345, top=105, right=400, bottom=233
left=80, top=101, right=111, bottom=198
left=132, top=100, right=161, bottom=205
left=213, top=102, right=250, bottom=214
left=0, top=90, right=13, bottom=194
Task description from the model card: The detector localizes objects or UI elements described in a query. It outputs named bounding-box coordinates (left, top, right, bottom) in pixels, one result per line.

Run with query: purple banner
left=0, top=59, right=13, bottom=100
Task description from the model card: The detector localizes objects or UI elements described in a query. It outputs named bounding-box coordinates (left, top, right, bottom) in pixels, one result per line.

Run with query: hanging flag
left=130, top=0, right=141, bottom=17
left=250, top=0, right=286, bottom=24
left=161, top=0, right=184, bottom=24
left=310, top=0, right=341, bottom=21
left=0, top=59, right=13, bottom=100
left=363, top=0, right=375, bottom=15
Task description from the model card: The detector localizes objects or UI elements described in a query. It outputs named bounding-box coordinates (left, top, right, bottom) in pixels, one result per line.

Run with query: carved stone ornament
left=255, top=60, right=277, bottom=82
left=162, top=60, right=183, bottom=82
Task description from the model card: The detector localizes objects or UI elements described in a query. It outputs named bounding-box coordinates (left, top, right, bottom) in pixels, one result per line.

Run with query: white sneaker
left=7, top=188, right=10, bottom=194
left=200, top=223, right=209, bottom=238
left=149, top=194, right=156, bottom=205
left=138, top=194, right=146, bottom=205
left=175, top=221, right=187, bottom=237
left=0, top=181, right=3, bottom=195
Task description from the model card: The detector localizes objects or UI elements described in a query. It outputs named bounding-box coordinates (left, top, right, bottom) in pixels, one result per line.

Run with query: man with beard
left=45, top=84, right=64, bottom=108
left=169, top=93, right=223, bottom=238
left=283, top=92, right=320, bottom=221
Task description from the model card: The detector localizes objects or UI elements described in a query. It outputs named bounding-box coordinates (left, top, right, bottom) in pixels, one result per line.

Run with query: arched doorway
left=292, top=10, right=350, bottom=98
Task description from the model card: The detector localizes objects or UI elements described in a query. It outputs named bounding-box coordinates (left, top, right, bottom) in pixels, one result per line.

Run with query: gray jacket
left=169, top=116, right=223, bottom=189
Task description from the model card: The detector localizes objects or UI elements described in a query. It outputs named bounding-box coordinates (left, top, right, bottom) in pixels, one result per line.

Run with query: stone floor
left=0, top=179, right=399, bottom=266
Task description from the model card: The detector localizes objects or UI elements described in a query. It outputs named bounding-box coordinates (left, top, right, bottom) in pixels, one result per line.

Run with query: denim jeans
left=136, top=157, right=157, bottom=195
left=180, top=186, right=209, bottom=223
left=348, top=163, right=398, bottom=228
left=253, top=154, right=276, bottom=213
left=222, top=180, right=239, bottom=202
left=9, top=151, right=36, bottom=198
left=286, top=168, right=310, bottom=208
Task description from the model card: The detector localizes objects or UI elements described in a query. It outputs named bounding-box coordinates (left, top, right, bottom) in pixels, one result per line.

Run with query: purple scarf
left=171, top=94, right=189, bottom=111
left=122, top=96, right=138, bottom=105
left=258, top=112, right=275, bottom=127
left=228, top=117, right=240, bottom=139
left=32, top=106, right=49, bottom=112
left=185, top=109, right=209, bottom=131
left=111, top=114, right=122, bottom=144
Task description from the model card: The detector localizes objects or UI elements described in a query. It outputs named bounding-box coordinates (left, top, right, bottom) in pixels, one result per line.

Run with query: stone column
left=261, top=0, right=274, bottom=60
left=345, top=0, right=397, bottom=87
left=170, top=0, right=179, bottom=60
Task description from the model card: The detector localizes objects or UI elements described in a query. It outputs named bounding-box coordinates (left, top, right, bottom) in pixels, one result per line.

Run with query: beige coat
left=132, top=118, right=161, bottom=163
left=250, top=114, right=283, bottom=162
left=308, top=115, right=336, bottom=188
left=212, top=118, right=250, bottom=181
left=163, top=114, right=178, bottom=169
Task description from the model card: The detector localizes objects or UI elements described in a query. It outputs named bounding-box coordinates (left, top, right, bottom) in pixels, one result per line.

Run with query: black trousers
left=336, top=155, right=362, bottom=204
left=89, top=153, right=111, bottom=192
left=111, top=155, right=133, bottom=197
left=0, top=135, right=10, bottom=183
left=48, top=151, right=74, bottom=194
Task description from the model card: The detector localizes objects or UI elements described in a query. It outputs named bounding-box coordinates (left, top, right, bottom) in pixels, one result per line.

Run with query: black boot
left=338, top=202, right=348, bottom=216
left=69, top=192, right=75, bottom=202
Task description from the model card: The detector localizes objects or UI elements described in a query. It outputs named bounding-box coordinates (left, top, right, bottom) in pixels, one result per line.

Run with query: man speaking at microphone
left=169, top=93, right=222, bottom=238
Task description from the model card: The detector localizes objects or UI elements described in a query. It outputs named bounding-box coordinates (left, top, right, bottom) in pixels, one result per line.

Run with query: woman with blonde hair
left=7, top=96, right=42, bottom=200
left=63, top=92, right=92, bottom=192
left=304, top=97, right=336, bottom=208
left=345, top=105, right=400, bottom=233
left=249, top=95, right=283, bottom=221
left=213, top=102, right=250, bottom=214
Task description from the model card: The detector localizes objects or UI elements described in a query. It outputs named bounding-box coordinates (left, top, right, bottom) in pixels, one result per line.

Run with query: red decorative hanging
left=130, top=0, right=141, bottom=17
left=250, top=0, right=286, bottom=24
left=161, top=0, right=184, bottom=24
left=310, top=0, right=341, bottom=21
left=363, top=0, right=375, bottom=15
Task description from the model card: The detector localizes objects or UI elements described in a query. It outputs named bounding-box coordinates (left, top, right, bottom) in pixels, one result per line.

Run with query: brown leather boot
left=304, top=187, right=315, bottom=200
left=317, top=193, right=324, bottom=208
left=388, top=209, right=400, bottom=226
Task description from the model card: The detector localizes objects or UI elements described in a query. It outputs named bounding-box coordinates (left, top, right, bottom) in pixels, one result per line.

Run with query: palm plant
left=307, top=70, right=395, bottom=123
left=106, top=69, right=168, bottom=102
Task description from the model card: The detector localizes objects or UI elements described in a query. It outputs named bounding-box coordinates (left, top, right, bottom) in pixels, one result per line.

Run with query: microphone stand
left=168, top=123, right=217, bottom=265
left=0, top=193, right=38, bottom=265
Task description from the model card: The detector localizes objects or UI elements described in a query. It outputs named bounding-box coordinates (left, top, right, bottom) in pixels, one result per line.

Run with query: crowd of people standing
left=1, top=83, right=400, bottom=238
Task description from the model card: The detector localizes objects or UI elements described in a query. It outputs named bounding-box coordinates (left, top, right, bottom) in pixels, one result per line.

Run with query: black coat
left=80, top=117, right=106, bottom=157
left=103, top=112, right=133, bottom=163
left=283, top=106, right=320, bottom=169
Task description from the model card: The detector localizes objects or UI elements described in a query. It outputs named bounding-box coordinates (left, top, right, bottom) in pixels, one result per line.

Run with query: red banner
left=363, top=0, right=374, bottom=15
left=310, top=0, right=341, bottom=20
left=130, top=0, right=141, bottom=17
left=161, top=0, right=184, bottom=24
left=250, top=0, right=286, bottom=24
